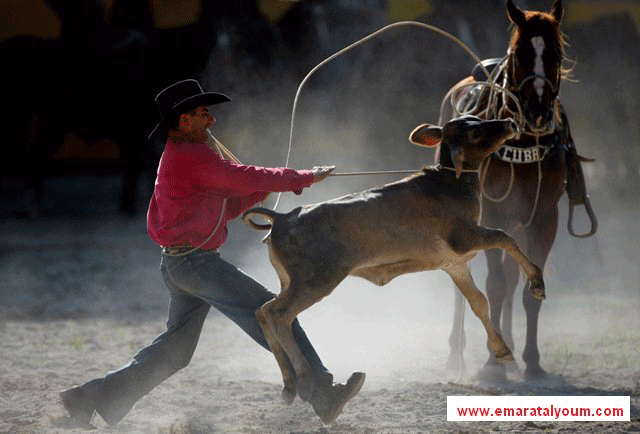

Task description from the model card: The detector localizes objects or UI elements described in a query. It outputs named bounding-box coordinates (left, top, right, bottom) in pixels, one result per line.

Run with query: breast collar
left=494, top=143, right=552, bottom=163
left=493, top=130, right=567, bottom=164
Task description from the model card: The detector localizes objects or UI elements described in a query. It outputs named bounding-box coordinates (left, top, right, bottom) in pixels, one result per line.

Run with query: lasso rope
left=272, top=21, right=499, bottom=211
left=268, top=20, right=537, bottom=226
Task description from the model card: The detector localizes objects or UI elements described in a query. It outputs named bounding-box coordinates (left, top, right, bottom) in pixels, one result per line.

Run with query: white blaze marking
left=531, top=36, right=545, bottom=101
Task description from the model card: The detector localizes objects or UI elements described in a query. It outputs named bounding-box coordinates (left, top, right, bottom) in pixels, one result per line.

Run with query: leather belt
left=161, top=244, right=219, bottom=255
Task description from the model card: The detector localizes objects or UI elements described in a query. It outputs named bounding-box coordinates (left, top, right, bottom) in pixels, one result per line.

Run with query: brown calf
left=243, top=115, right=545, bottom=417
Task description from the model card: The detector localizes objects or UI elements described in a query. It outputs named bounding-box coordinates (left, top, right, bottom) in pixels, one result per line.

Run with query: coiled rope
left=438, top=53, right=546, bottom=226
left=162, top=131, right=240, bottom=257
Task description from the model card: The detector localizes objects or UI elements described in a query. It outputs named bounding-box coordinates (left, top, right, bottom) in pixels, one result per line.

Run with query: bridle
left=500, top=47, right=561, bottom=132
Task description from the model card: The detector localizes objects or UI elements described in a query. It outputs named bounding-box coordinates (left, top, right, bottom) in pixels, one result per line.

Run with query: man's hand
left=311, top=166, right=335, bottom=184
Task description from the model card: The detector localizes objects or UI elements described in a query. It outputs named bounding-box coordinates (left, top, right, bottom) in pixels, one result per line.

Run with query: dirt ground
left=2, top=0, right=639, bottom=432
left=1, top=207, right=638, bottom=434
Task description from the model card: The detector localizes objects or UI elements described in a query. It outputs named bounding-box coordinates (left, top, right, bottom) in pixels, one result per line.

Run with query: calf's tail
left=242, top=207, right=277, bottom=230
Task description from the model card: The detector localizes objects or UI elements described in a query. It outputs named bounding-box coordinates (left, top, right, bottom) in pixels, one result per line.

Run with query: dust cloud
left=1, top=2, right=638, bottom=432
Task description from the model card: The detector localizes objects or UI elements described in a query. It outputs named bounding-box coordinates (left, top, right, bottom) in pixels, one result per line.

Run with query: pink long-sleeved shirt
left=147, top=137, right=314, bottom=250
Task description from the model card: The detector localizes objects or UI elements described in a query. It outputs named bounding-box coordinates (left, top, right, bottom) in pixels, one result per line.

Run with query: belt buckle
left=163, top=244, right=192, bottom=255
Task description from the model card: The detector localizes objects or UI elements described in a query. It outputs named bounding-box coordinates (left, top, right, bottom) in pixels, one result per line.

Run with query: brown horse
left=440, top=0, right=597, bottom=382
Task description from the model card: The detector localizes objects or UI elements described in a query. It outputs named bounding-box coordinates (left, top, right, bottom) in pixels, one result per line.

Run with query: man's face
left=179, top=105, right=215, bottom=142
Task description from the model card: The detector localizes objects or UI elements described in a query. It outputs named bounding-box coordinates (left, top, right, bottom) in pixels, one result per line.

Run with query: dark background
left=1, top=0, right=638, bottom=217
left=0, top=0, right=638, bottom=317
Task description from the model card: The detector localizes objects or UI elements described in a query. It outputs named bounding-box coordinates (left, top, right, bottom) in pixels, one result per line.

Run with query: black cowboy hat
left=148, top=79, right=231, bottom=140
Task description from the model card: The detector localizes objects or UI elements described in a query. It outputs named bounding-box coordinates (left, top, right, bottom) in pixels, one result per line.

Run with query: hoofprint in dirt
left=0, top=291, right=638, bottom=434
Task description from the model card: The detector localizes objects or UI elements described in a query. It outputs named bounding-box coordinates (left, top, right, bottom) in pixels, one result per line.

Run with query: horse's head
left=506, top=0, right=564, bottom=135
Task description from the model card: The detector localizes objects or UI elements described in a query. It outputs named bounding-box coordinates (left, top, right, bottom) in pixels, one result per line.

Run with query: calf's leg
left=255, top=307, right=297, bottom=403
left=455, top=226, right=545, bottom=300
left=444, top=265, right=513, bottom=361
left=257, top=282, right=329, bottom=401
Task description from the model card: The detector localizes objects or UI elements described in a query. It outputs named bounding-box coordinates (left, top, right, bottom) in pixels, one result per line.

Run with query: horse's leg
left=521, top=206, right=559, bottom=380
left=495, top=226, right=527, bottom=370
left=500, top=255, right=522, bottom=350
left=503, top=250, right=523, bottom=355
left=446, top=288, right=467, bottom=375
left=480, top=246, right=524, bottom=381
left=480, top=249, right=509, bottom=380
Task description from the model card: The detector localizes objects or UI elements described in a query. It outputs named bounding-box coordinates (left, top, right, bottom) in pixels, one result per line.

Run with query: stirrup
left=568, top=195, right=598, bottom=238
left=566, top=153, right=597, bottom=238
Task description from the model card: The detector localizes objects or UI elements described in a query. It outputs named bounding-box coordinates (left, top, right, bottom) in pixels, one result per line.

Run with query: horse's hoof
left=282, top=386, right=296, bottom=405
left=445, top=352, right=465, bottom=373
left=474, top=362, right=508, bottom=385
left=505, top=360, right=522, bottom=380
left=524, top=364, right=548, bottom=381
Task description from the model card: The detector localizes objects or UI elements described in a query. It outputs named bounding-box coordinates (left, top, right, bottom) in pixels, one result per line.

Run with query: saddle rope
left=272, top=20, right=515, bottom=212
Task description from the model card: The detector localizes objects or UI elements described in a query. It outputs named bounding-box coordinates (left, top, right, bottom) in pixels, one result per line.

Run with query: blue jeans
left=95, top=249, right=328, bottom=424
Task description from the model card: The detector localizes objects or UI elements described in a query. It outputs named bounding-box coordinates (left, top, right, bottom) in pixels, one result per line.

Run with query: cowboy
left=60, top=79, right=365, bottom=427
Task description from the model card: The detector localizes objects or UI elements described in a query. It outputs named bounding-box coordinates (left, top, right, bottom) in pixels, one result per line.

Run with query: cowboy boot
left=59, top=378, right=103, bottom=427
left=309, top=372, right=366, bottom=424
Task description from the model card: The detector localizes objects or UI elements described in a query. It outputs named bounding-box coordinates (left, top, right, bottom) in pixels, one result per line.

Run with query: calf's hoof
left=494, top=347, right=513, bottom=361
left=282, top=385, right=296, bottom=405
left=529, top=278, right=546, bottom=301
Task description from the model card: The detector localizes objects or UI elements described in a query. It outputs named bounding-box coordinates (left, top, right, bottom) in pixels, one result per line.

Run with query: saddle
left=471, top=58, right=503, bottom=82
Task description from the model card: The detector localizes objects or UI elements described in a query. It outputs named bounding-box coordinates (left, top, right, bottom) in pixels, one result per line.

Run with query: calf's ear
left=409, top=124, right=442, bottom=147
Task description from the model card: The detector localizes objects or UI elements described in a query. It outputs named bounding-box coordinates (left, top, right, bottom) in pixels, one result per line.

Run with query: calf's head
left=409, top=115, right=518, bottom=177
